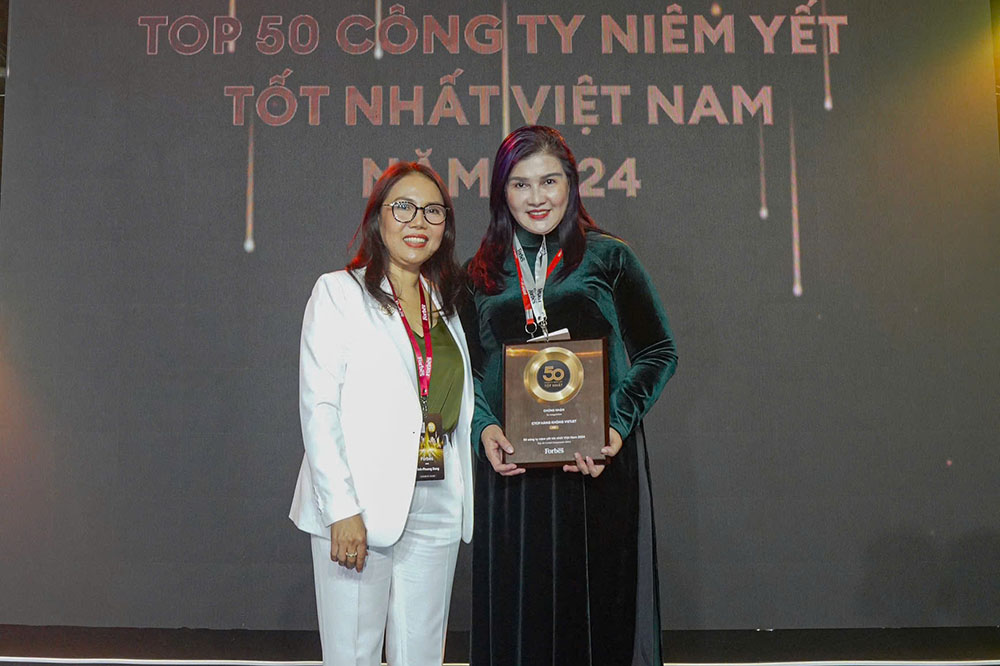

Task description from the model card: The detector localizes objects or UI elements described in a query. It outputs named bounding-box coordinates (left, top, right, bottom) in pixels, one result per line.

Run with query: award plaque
left=502, top=338, right=609, bottom=467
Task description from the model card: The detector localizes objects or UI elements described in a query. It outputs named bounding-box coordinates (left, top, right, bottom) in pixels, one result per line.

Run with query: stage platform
left=1, top=626, right=998, bottom=666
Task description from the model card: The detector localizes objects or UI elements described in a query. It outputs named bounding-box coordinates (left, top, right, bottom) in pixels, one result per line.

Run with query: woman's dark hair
left=467, top=125, right=607, bottom=293
left=346, top=162, right=462, bottom=316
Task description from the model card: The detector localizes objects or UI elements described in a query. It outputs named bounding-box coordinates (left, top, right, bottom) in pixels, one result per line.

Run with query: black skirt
left=470, top=424, right=662, bottom=666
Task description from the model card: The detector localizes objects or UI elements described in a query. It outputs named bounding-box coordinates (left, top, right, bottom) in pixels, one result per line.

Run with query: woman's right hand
left=482, top=424, right=526, bottom=477
left=330, top=514, right=368, bottom=572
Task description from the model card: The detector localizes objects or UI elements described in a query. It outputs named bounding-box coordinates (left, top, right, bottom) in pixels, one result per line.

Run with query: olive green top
left=413, top=318, right=463, bottom=433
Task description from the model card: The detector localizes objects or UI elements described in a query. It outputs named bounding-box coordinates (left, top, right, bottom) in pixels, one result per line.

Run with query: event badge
left=416, top=412, right=445, bottom=481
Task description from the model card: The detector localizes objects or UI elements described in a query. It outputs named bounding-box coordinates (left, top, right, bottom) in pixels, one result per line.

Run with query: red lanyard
left=513, top=246, right=563, bottom=331
left=389, top=281, right=433, bottom=414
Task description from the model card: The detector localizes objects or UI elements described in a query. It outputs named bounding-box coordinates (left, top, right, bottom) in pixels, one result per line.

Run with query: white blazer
left=289, top=269, right=475, bottom=547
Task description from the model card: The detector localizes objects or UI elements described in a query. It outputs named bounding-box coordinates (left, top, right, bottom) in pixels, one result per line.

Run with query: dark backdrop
left=1, top=0, right=998, bottom=630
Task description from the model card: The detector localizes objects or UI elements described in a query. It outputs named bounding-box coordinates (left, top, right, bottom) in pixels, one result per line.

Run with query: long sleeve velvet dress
left=461, top=228, right=678, bottom=666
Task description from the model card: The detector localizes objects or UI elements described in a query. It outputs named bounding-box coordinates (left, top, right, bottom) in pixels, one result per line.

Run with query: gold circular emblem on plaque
left=523, top=346, right=584, bottom=404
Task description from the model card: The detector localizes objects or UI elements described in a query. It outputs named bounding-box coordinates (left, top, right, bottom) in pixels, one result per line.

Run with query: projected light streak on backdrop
left=235, top=0, right=847, bottom=296
left=753, top=0, right=838, bottom=294
left=235, top=0, right=253, bottom=253
left=822, top=0, right=834, bottom=110
left=758, top=113, right=768, bottom=221
left=244, top=118, right=255, bottom=253
left=243, top=0, right=383, bottom=254
left=789, top=107, right=803, bottom=298
left=228, top=0, right=236, bottom=53
left=374, top=0, right=383, bottom=60
left=501, top=0, right=510, bottom=138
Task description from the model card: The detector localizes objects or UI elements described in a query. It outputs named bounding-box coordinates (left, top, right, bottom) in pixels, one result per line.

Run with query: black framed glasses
left=383, top=200, right=448, bottom=225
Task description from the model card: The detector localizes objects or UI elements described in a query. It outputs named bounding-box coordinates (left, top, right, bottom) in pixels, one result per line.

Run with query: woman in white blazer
left=290, top=162, right=474, bottom=666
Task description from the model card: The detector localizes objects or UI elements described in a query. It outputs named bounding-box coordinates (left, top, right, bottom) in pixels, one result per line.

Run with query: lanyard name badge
left=390, top=281, right=445, bottom=482
left=512, top=234, right=563, bottom=340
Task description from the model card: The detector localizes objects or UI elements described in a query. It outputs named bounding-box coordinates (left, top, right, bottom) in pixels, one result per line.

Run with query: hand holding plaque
left=502, top=338, right=609, bottom=467
left=480, top=424, right=526, bottom=476
left=562, top=425, right=622, bottom=477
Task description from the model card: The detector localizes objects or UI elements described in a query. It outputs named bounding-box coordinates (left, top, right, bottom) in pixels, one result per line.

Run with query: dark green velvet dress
left=461, top=228, right=678, bottom=666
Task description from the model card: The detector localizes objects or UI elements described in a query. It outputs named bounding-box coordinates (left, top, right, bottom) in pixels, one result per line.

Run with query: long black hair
left=467, top=125, right=608, bottom=294
left=346, top=162, right=462, bottom=315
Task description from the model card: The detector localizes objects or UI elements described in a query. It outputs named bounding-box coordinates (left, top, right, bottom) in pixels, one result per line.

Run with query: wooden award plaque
left=502, top=338, right=609, bottom=467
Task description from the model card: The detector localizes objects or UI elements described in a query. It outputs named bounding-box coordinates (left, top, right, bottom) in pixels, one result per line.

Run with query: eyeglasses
left=383, top=200, right=448, bottom=225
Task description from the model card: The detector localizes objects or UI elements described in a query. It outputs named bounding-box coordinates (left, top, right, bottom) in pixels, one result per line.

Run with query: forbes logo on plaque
left=503, top=339, right=609, bottom=467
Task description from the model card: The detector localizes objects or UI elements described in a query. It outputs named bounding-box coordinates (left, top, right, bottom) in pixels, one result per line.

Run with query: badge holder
left=416, top=412, right=445, bottom=481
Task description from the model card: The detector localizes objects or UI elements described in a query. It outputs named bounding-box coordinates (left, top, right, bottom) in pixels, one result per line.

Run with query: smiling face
left=505, top=152, right=570, bottom=236
left=379, top=172, right=446, bottom=276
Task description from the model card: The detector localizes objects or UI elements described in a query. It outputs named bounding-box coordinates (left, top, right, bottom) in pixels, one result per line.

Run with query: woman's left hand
left=562, top=427, right=623, bottom=478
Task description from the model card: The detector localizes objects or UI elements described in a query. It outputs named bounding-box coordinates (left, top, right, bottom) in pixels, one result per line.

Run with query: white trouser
left=310, top=444, right=463, bottom=666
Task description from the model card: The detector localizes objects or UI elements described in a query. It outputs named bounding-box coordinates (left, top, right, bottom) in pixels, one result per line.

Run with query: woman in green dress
left=462, top=126, right=678, bottom=666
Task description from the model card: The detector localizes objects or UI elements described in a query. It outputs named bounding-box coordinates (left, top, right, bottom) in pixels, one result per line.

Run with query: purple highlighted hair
left=467, top=125, right=606, bottom=294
